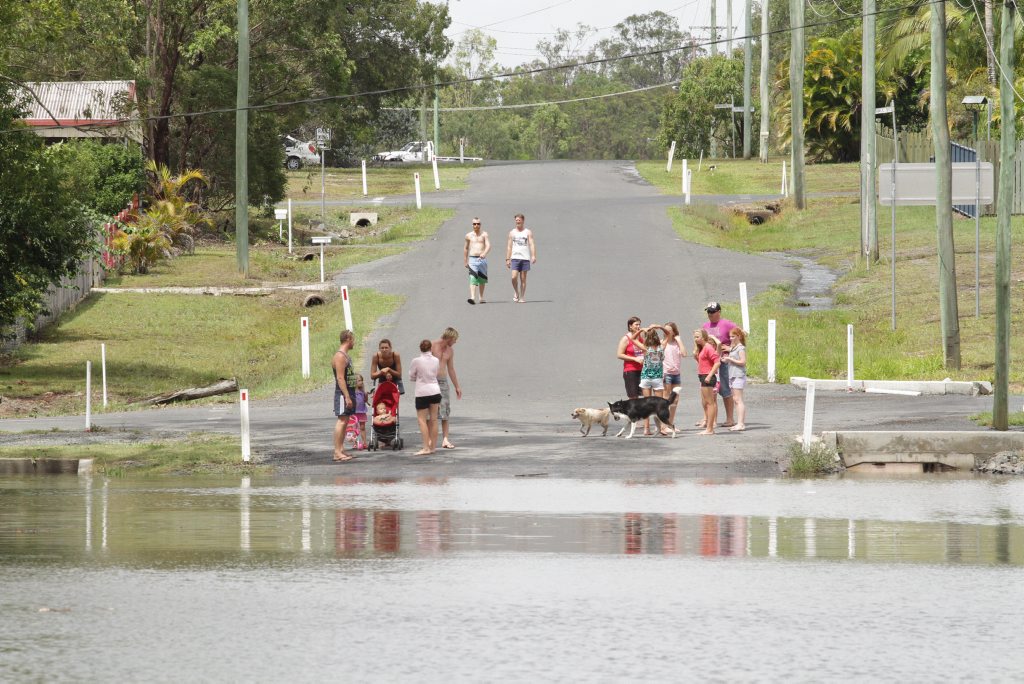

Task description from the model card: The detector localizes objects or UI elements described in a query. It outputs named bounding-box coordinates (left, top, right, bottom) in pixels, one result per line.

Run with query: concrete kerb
left=821, top=430, right=1024, bottom=471
left=791, top=377, right=992, bottom=396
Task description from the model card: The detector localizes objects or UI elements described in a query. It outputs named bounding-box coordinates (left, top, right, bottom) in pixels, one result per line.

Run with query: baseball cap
left=705, top=301, right=721, bottom=313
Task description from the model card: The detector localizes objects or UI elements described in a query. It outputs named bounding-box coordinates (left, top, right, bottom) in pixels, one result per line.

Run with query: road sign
left=877, top=162, right=994, bottom=205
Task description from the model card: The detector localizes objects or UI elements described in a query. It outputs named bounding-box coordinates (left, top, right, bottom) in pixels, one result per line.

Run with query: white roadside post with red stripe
left=240, top=389, right=251, bottom=462
left=361, top=160, right=368, bottom=196
left=739, top=282, right=750, bottom=333
left=767, top=319, right=777, bottom=383
left=101, top=343, right=108, bottom=408
left=666, top=141, right=676, bottom=172
left=300, top=317, right=310, bottom=378
left=847, top=325, right=855, bottom=392
left=802, top=381, right=816, bottom=453
left=287, top=198, right=294, bottom=254
left=414, top=173, right=422, bottom=209
left=341, top=286, right=353, bottom=332
left=85, top=361, right=92, bottom=431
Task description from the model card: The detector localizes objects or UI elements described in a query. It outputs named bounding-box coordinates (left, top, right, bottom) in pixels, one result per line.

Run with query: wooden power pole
left=930, top=0, right=961, bottom=369
left=861, top=0, right=878, bottom=263
left=711, top=0, right=718, bottom=57
left=790, top=0, right=806, bottom=209
left=235, top=0, right=249, bottom=276
left=743, top=0, right=753, bottom=158
left=993, top=0, right=1016, bottom=429
left=759, top=0, right=770, bottom=162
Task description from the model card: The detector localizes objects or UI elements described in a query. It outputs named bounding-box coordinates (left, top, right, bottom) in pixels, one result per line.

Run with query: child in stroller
left=368, top=379, right=404, bottom=451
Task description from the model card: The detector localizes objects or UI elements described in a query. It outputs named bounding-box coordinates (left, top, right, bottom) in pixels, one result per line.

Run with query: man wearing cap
left=702, top=301, right=738, bottom=427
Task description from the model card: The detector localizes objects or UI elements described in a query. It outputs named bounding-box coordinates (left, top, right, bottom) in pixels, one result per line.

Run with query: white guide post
left=341, top=285, right=353, bottom=332
left=239, top=389, right=251, bottom=462
left=847, top=324, right=854, bottom=391
left=287, top=198, right=293, bottom=254
left=300, top=317, right=310, bottom=379
left=101, top=343, right=108, bottom=408
left=682, top=158, right=689, bottom=203
left=459, top=139, right=465, bottom=163
left=414, top=173, right=422, bottom=209
left=698, top=150, right=704, bottom=172
left=361, top=160, right=368, bottom=196
left=781, top=161, right=788, bottom=197
left=802, top=381, right=816, bottom=453
left=667, top=141, right=676, bottom=172
left=85, top=361, right=92, bottom=431
left=739, top=282, right=750, bottom=333
left=432, top=155, right=440, bottom=190
left=686, top=170, right=693, bottom=205
left=767, top=319, right=776, bottom=383
left=319, top=242, right=325, bottom=283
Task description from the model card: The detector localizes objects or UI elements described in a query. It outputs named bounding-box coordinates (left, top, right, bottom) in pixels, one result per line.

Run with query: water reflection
left=1, top=476, right=1022, bottom=567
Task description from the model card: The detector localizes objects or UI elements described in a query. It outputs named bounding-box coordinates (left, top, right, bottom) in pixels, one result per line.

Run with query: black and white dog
left=608, top=388, right=681, bottom=439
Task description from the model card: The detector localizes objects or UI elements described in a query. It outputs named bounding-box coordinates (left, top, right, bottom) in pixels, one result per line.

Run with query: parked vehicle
left=373, top=141, right=430, bottom=163
left=282, top=135, right=320, bottom=170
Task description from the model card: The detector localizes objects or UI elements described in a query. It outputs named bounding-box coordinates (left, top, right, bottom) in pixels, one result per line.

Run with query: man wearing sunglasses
left=463, top=217, right=491, bottom=304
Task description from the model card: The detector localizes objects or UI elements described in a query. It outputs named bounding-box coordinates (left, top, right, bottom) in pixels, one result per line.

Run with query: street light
left=962, top=95, right=989, bottom=318
left=875, top=103, right=897, bottom=330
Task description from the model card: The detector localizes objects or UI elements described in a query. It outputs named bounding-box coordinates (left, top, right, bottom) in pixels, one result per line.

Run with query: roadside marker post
left=847, top=325, right=854, bottom=391
left=240, top=389, right=251, bottom=462
left=698, top=150, right=704, bottom=172
left=767, top=319, right=776, bottom=383
left=312, top=236, right=332, bottom=283
left=361, top=160, right=368, bottom=196
left=414, top=173, right=422, bottom=209
left=667, top=141, right=676, bottom=172
left=101, top=343, right=108, bottom=408
left=341, top=286, right=353, bottom=332
left=687, top=170, right=693, bottom=205
left=460, top=138, right=465, bottom=163
left=85, top=361, right=92, bottom=431
left=739, top=282, right=750, bottom=333
left=802, top=381, right=816, bottom=453
left=432, top=156, right=440, bottom=190
left=682, top=159, right=689, bottom=204
left=287, top=198, right=293, bottom=254
left=300, top=317, right=310, bottom=379
left=781, top=161, right=789, bottom=197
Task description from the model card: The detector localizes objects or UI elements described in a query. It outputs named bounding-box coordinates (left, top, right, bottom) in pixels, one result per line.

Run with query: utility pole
left=993, top=0, right=1016, bottom=429
left=742, top=0, right=752, bottom=158
left=986, top=0, right=997, bottom=85
left=711, top=0, right=718, bottom=57
left=433, top=84, right=440, bottom=157
left=861, top=0, right=878, bottom=263
left=789, top=0, right=806, bottom=209
left=759, top=0, right=770, bottom=163
left=727, top=0, right=734, bottom=54
left=235, top=0, right=249, bottom=275
left=930, top=0, right=961, bottom=370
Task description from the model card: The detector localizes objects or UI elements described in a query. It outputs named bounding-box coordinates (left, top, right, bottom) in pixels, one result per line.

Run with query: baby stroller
left=368, top=379, right=404, bottom=451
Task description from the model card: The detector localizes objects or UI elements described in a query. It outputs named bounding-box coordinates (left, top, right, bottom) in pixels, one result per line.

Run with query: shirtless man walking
left=505, top=213, right=536, bottom=303
left=430, top=327, right=462, bottom=449
left=464, top=217, right=490, bottom=304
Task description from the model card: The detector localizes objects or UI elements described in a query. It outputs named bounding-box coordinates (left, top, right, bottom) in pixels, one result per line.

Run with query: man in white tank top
left=504, top=213, right=536, bottom=303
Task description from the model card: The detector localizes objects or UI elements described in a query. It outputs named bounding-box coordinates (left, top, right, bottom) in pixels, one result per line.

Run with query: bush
left=787, top=440, right=843, bottom=476
left=45, top=140, right=145, bottom=216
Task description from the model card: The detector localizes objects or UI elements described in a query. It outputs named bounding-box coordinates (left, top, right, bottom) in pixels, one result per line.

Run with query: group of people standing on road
left=463, top=214, right=537, bottom=305
left=617, top=302, right=748, bottom=436
left=332, top=328, right=462, bottom=461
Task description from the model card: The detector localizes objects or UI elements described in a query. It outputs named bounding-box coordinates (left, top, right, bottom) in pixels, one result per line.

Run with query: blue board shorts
left=718, top=363, right=732, bottom=398
left=510, top=259, right=531, bottom=272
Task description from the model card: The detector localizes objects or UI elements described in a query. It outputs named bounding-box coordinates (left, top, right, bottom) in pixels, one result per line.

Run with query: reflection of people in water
left=335, top=509, right=368, bottom=554
left=624, top=513, right=644, bottom=555
left=374, top=511, right=400, bottom=553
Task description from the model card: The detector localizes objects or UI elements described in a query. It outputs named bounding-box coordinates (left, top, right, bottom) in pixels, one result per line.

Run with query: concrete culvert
left=302, top=253, right=315, bottom=261
left=303, top=295, right=326, bottom=307
left=749, top=215, right=765, bottom=225
left=355, top=218, right=371, bottom=228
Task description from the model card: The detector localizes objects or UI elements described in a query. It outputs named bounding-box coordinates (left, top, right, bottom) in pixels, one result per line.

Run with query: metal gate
left=951, top=142, right=978, bottom=218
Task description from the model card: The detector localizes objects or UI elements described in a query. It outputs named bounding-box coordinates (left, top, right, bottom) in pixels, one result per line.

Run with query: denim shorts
left=510, top=258, right=531, bottom=272
left=663, top=373, right=682, bottom=385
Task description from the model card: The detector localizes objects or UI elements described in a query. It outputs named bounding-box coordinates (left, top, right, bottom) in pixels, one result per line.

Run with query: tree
left=660, top=56, right=744, bottom=158
left=45, top=140, right=146, bottom=216
left=0, top=84, right=95, bottom=329
left=524, top=104, right=570, bottom=159
left=593, top=12, right=700, bottom=88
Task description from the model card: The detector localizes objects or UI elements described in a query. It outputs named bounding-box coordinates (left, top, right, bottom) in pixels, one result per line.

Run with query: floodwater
left=2, top=475, right=1023, bottom=681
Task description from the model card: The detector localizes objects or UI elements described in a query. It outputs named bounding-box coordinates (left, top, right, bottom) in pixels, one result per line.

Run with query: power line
left=0, top=0, right=951, bottom=137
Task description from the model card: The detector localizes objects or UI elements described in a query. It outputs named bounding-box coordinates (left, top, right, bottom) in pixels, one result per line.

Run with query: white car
left=283, top=135, right=321, bottom=170
left=373, top=141, right=430, bottom=163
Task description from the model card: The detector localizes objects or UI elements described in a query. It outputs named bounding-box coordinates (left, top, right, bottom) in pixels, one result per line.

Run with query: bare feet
left=694, top=420, right=706, bottom=428
left=720, top=422, right=735, bottom=428
left=333, top=453, right=355, bottom=462
left=414, top=448, right=432, bottom=456
left=442, top=440, right=456, bottom=449
left=698, top=430, right=715, bottom=436
left=660, top=429, right=673, bottom=436
left=729, top=424, right=746, bottom=432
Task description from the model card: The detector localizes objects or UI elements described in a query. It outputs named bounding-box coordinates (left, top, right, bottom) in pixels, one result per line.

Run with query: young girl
left=352, top=374, right=368, bottom=449
left=723, top=328, right=748, bottom=431
left=693, top=329, right=721, bottom=436
left=633, top=325, right=668, bottom=436
left=409, top=339, right=441, bottom=456
left=661, top=322, right=688, bottom=433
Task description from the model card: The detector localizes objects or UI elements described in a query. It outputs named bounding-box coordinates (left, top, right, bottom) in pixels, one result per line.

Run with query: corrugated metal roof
left=21, top=80, right=137, bottom=125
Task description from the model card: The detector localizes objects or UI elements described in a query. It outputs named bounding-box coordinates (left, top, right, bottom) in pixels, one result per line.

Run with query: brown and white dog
left=571, top=407, right=615, bottom=436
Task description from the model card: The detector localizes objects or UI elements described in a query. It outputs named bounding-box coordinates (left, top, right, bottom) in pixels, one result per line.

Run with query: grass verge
left=635, top=158, right=860, bottom=196
left=0, top=434, right=263, bottom=475
left=285, top=163, right=476, bottom=201
left=634, top=158, right=1024, bottom=391
left=787, top=440, right=843, bottom=476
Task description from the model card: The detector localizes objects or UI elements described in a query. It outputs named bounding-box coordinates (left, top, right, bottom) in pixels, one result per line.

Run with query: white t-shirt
left=509, top=228, right=532, bottom=260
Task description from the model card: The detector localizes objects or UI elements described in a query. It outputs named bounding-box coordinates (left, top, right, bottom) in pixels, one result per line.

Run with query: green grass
left=664, top=192, right=1024, bottom=390
left=0, top=434, right=263, bottom=475
left=635, top=157, right=860, bottom=196
left=0, top=288, right=400, bottom=417
left=286, top=163, right=477, bottom=201
left=105, top=207, right=454, bottom=288
left=787, top=440, right=842, bottom=476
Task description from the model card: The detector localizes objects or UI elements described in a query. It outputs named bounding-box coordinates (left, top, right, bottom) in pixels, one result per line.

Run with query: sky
left=444, top=0, right=735, bottom=69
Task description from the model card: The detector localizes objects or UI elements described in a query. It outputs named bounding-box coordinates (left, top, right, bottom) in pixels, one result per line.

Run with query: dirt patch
left=0, top=392, right=80, bottom=419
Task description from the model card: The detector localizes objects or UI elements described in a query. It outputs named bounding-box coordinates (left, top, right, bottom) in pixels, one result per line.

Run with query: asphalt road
left=0, top=161, right=998, bottom=477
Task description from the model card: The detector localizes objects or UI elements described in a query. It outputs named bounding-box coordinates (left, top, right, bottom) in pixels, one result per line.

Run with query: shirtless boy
left=464, top=217, right=490, bottom=304
left=505, top=213, right=536, bottom=303
left=430, top=327, right=462, bottom=449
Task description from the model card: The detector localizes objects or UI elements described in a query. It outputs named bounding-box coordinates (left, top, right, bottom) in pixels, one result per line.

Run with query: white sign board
left=274, top=208, right=288, bottom=220
left=878, top=162, right=994, bottom=205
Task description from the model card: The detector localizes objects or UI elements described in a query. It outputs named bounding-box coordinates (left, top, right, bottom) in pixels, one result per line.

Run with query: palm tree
left=142, top=160, right=212, bottom=255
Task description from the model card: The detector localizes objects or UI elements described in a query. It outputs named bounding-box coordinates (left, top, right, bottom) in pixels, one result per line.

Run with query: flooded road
left=2, top=475, right=1022, bottom=681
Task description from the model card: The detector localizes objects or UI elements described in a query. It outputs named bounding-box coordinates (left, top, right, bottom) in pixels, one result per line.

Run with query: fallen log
left=139, top=378, right=239, bottom=406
